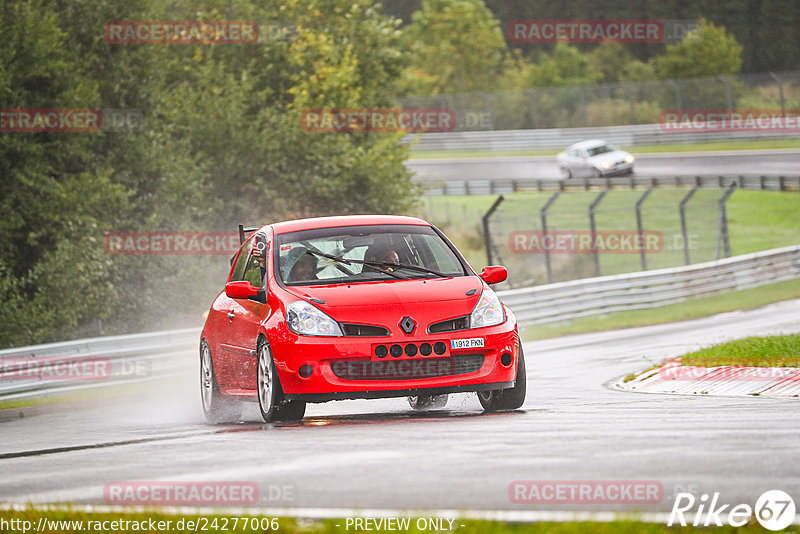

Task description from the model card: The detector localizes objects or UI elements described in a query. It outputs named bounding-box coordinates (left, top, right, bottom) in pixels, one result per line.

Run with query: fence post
left=715, top=181, right=737, bottom=259
left=679, top=187, right=698, bottom=265
left=526, top=90, right=538, bottom=129
left=769, top=72, right=786, bottom=116
left=589, top=190, right=609, bottom=277
left=717, top=75, right=733, bottom=110
left=541, top=191, right=562, bottom=283
left=635, top=187, right=655, bottom=271
left=670, top=80, right=682, bottom=110
left=482, top=195, right=505, bottom=266
left=479, top=92, right=496, bottom=130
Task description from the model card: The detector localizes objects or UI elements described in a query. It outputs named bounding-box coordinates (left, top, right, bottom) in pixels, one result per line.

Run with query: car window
left=586, top=144, right=615, bottom=157
left=275, top=224, right=467, bottom=285
left=231, top=236, right=261, bottom=286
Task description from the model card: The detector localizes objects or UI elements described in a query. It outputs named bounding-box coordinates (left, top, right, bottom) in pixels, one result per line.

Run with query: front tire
left=200, top=340, right=242, bottom=424
left=408, top=394, right=448, bottom=410
left=478, top=345, right=526, bottom=412
left=257, top=339, right=306, bottom=423
left=559, top=166, right=572, bottom=179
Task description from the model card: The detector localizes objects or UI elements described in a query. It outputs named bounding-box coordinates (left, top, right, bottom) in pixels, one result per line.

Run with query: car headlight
left=625, top=155, right=634, bottom=163
left=469, top=289, right=504, bottom=328
left=286, top=301, right=343, bottom=336
left=601, top=161, right=612, bottom=169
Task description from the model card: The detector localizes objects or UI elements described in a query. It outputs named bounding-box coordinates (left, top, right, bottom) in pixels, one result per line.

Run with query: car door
left=214, top=233, right=269, bottom=391
left=566, top=149, right=585, bottom=176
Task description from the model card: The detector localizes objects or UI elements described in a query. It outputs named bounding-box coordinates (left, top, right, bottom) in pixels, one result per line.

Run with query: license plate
left=451, top=337, right=484, bottom=350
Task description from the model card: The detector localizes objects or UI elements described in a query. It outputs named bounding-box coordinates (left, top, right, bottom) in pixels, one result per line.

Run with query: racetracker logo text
left=103, top=21, right=258, bottom=44
left=104, top=231, right=240, bottom=255
left=659, top=362, right=799, bottom=382
left=510, top=20, right=663, bottom=43
left=1, top=109, right=142, bottom=133
left=509, top=480, right=663, bottom=504
left=0, top=356, right=112, bottom=381
left=660, top=110, right=800, bottom=133
left=301, top=108, right=456, bottom=133
left=104, top=482, right=258, bottom=505
left=509, top=230, right=664, bottom=254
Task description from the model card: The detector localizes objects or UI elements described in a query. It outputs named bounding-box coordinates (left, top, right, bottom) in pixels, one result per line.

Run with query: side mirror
left=479, top=265, right=507, bottom=285
left=225, top=281, right=266, bottom=303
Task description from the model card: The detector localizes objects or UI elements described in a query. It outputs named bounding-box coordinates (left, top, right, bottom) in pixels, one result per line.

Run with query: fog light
left=433, top=342, right=446, bottom=355
left=500, top=353, right=512, bottom=366
left=420, top=343, right=432, bottom=356
left=375, top=345, right=388, bottom=358
left=390, top=344, right=403, bottom=358
left=405, top=344, right=418, bottom=357
left=299, top=364, right=313, bottom=378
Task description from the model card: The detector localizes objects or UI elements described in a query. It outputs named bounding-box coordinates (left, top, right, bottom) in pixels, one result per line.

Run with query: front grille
left=341, top=323, right=390, bottom=337
left=331, top=354, right=484, bottom=381
left=428, top=316, right=469, bottom=333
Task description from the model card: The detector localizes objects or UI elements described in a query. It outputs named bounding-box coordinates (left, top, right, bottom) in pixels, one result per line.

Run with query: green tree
left=655, top=20, right=743, bottom=79
left=398, top=0, right=507, bottom=94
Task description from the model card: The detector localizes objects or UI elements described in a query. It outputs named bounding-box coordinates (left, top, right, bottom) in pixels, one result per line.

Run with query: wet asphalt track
left=405, top=149, right=800, bottom=182
left=1, top=299, right=798, bottom=514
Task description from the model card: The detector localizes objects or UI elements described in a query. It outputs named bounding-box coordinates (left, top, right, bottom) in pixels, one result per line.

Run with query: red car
left=200, top=215, right=525, bottom=423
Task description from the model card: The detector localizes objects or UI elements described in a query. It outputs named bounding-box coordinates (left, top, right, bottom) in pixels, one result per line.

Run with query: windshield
left=275, top=224, right=467, bottom=285
left=586, top=144, right=617, bottom=157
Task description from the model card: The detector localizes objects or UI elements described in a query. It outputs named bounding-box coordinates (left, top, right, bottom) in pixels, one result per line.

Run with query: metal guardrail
left=0, top=328, right=199, bottom=400
left=424, top=175, right=800, bottom=196
left=405, top=123, right=800, bottom=152
left=1, top=246, right=798, bottom=400
left=497, top=245, right=800, bottom=325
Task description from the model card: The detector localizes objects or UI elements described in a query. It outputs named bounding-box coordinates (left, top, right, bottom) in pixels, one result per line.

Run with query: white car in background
left=556, top=140, right=635, bottom=178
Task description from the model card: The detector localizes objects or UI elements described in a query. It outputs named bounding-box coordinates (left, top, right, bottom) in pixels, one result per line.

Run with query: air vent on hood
left=428, top=316, right=469, bottom=334
left=341, top=323, right=390, bottom=337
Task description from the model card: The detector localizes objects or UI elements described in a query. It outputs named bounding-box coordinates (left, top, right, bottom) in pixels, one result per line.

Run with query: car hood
left=589, top=150, right=631, bottom=164
left=281, top=276, right=485, bottom=329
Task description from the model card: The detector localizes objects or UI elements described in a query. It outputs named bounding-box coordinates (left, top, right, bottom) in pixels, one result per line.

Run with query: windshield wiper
left=301, top=245, right=356, bottom=276
left=358, top=260, right=446, bottom=278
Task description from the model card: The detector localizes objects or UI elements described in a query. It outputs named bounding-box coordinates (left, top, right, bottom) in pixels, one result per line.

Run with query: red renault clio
left=200, top=215, right=525, bottom=423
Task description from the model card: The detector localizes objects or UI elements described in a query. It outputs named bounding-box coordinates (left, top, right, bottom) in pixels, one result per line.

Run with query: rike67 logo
left=669, top=490, right=796, bottom=530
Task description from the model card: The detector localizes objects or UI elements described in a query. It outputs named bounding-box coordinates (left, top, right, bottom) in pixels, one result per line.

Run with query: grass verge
left=680, top=334, right=800, bottom=367
left=409, top=138, right=800, bottom=159
left=520, top=278, right=800, bottom=341
left=1, top=508, right=794, bottom=533
left=0, top=378, right=170, bottom=412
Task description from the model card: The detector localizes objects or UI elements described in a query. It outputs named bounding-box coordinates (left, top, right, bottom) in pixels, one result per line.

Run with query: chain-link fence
left=481, top=186, right=736, bottom=287
left=397, top=71, right=800, bottom=131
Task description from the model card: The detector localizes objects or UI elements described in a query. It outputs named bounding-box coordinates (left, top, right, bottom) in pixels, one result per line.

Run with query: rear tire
left=408, top=394, right=448, bottom=410
left=257, top=339, right=306, bottom=422
left=478, top=345, right=526, bottom=412
left=200, top=340, right=242, bottom=424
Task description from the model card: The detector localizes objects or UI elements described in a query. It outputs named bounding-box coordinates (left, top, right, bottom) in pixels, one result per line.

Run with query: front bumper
left=269, top=322, right=519, bottom=401
left=597, top=162, right=634, bottom=176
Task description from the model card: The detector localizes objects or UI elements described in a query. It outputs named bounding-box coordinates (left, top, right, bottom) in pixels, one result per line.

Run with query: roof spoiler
left=238, top=224, right=260, bottom=245
left=230, top=225, right=261, bottom=266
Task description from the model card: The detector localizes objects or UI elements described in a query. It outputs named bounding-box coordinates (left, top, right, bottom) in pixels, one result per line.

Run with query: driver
left=288, top=252, right=319, bottom=282
left=365, top=245, right=400, bottom=272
